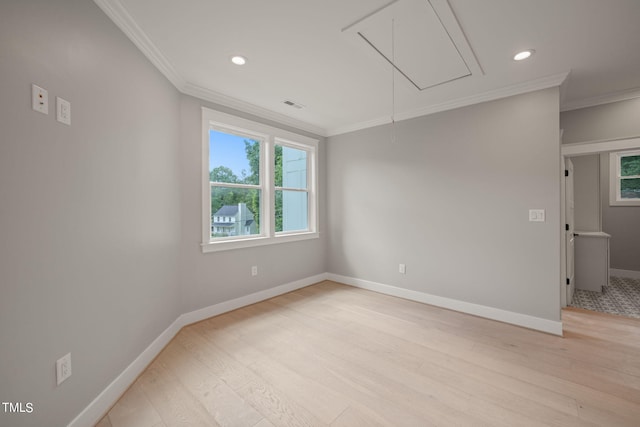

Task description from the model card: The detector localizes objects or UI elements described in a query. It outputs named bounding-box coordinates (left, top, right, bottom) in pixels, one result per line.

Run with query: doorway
left=560, top=136, right=640, bottom=317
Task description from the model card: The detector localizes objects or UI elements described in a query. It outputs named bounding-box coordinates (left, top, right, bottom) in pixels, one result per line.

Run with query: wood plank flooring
left=96, top=281, right=640, bottom=427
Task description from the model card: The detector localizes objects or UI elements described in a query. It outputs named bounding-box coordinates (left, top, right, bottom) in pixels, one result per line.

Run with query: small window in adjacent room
left=610, top=150, right=640, bottom=206
left=202, top=108, right=318, bottom=252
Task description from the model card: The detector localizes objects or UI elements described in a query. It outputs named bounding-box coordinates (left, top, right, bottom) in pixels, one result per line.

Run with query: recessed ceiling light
left=231, top=55, right=247, bottom=65
left=513, top=50, right=535, bottom=61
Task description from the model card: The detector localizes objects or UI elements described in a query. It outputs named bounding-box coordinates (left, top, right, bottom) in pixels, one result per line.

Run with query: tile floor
left=570, top=276, right=640, bottom=319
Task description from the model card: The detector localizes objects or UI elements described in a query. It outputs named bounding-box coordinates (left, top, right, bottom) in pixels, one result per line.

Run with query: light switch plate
left=529, top=209, right=545, bottom=222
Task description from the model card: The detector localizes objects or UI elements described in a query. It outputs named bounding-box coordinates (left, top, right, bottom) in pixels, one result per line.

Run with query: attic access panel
left=343, top=0, right=482, bottom=91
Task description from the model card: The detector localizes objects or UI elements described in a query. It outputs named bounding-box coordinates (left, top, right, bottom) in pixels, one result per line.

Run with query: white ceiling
left=95, top=0, right=640, bottom=136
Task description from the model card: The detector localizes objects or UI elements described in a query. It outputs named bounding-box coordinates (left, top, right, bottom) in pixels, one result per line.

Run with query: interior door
left=565, top=158, right=575, bottom=305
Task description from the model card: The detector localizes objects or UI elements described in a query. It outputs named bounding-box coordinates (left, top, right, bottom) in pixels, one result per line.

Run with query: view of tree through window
left=203, top=108, right=318, bottom=251
left=620, top=154, right=640, bottom=199
left=209, top=130, right=261, bottom=238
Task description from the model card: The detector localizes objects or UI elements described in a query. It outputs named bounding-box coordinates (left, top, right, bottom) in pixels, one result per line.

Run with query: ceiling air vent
left=283, top=100, right=304, bottom=109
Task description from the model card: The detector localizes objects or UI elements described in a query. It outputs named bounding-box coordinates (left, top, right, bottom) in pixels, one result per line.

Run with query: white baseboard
left=610, top=268, right=640, bottom=280
left=67, top=317, right=182, bottom=427
left=68, top=273, right=328, bottom=427
left=178, top=273, right=329, bottom=325
left=326, top=273, right=563, bottom=336
left=69, top=271, right=564, bottom=426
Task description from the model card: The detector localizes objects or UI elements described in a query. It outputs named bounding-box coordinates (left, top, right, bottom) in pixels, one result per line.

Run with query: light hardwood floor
left=96, top=281, right=640, bottom=427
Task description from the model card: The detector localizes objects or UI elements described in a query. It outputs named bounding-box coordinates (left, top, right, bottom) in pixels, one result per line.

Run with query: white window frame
left=609, top=150, right=640, bottom=206
left=202, top=108, right=319, bottom=252
left=274, top=138, right=315, bottom=235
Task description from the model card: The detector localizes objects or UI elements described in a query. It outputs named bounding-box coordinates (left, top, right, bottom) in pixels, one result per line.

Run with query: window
left=610, top=150, right=640, bottom=206
left=202, top=108, right=318, bottom=252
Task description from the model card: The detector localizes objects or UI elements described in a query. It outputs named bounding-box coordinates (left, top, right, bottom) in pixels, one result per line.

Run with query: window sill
left=609, top=199, right=640, bottom=207
left=201, top=231, right=319, bottom=253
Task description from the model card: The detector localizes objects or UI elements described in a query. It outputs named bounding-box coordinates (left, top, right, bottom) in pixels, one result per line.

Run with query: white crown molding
left=183, top=83, right=327, bottom=137
left=328, top=71, right=570, bottom=136
left=90, top=3, right=640, bottom=138
left=560, top=87, right=640, bottom=112
left=94, top=0, right=327, bottom=137
left=93, top=0, right=185, bottom=89
left=93, top=0, right=570, bottom=139
left=328, top=116, right=392, bottom=137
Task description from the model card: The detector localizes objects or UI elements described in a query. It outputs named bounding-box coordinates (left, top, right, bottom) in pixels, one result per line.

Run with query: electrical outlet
left=56, top=353, right=72, bottom=385
left=32, top=84, right=48, bottom=114
left=251, top=265, right=258, bottom=276
left=56, top=97, right=71, bottom=125
left=399, top=263, right=406, bottom=274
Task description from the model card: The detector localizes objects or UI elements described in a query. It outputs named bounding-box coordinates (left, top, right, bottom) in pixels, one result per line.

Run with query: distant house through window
left=212, top=203, right=256, bottom=237
left=208, top=128, right=262, bottom=239
left=202, top=108, right=319, bottom=252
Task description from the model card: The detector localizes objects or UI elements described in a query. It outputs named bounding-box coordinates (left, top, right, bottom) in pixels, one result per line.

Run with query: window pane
left=276, top=190, right=308, bottom=232
left=210, top=130, right=260, bottom=184
left=621, top=178, right=640, bottom=199
left=211, top=187, right=260, bottom=238
left=275, top=145, right=307, bottom=189
left=621, top=155, right=640, bottom=177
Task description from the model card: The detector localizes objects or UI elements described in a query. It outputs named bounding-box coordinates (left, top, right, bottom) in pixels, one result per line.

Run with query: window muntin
left=202, top=108, right=318, bottom=252
left=610, top=150, right=640, bottom=206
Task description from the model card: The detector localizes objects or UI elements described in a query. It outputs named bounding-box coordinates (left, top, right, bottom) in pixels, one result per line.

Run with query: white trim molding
left=93, top=0, right=571, bottom=139
left=185, top=83, right=326, bottom=137
left=92, top=0, right=326, bottom=138
left=328, top=72, right=570, bottom=136
left=69, top=271, right=566, bottom=426
left=92, top=0, right=185, bottom=89
left=67, top=273, right=328, bottom=427
left=561, top=87, right=640, bottom=112
left=610, top=268, right=640, bottom=280
left=561, top=136, right=640, bottom=157
left=326, top=273, right=564, bottom=336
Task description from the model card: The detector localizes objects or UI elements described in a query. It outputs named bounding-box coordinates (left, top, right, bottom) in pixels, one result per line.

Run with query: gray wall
left=326, top=88, right=561, bottom=321
left=560, top=100, right=640, bottom=272
left=178, top=95, right=327, bottom=314
left=571, top=155, right=601, bottom=232
left=0, top=0, right=572, bottom=424
left=0, top=2, right=328, bottom=425
left=0, top=1, right=181, bottom=426
left=561, top=98, right=640, bottom=144
left=600, top=154, right=640, bottom=272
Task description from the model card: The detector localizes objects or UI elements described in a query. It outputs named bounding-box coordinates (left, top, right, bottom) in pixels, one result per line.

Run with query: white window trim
left=609, top=150, right=640, bottom=206
left=202, top=107, right=319, bottom=253
left=274, top=137, right=316, bottom=236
